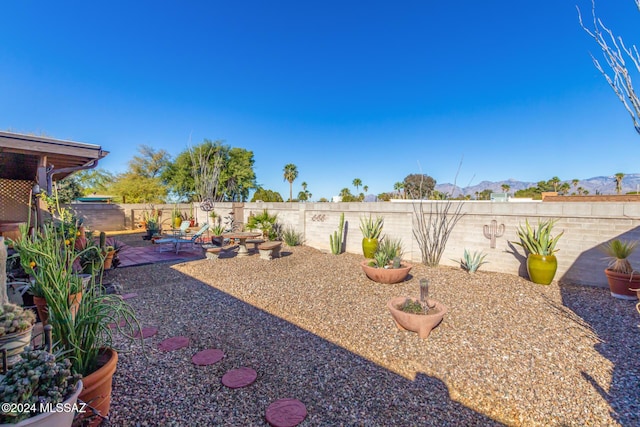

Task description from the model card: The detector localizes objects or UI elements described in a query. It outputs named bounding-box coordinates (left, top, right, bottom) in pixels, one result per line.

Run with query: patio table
left=222, top=231, right=262, bottom=257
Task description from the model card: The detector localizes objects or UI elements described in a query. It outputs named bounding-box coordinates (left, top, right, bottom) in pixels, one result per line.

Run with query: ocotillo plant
left=483, top=220, right=504, bottom=249
left=329, top=213, right=345, bottom=255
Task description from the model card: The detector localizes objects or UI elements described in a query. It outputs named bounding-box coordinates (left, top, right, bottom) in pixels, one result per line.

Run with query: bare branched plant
left=411, top=161, right=466, bottom=267
left=189, top=144, right=223, bottom=203
left=578, top=0, right=640, bottom=135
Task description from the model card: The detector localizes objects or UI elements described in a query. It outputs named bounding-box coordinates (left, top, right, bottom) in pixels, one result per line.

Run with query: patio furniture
left=155, top=224, right=210, bottom=254
left=222, top=231, right=262, bottom=257
left=257, top=241, right=282, bottom=260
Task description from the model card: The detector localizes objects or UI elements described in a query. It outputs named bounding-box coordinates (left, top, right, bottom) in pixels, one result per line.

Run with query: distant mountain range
left=435, top=174, right=640, bottom=197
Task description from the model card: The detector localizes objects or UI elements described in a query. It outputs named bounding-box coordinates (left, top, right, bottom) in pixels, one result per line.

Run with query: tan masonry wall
left=68, top=200, right=640, bottom=289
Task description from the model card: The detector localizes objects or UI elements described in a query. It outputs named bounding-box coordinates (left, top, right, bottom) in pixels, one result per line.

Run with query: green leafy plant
left=282, top=226, right=304, bottom=246
left=513, top=219, right=564, bottom=256
left=371, top=237, right=404, bottom=268
left=359, top=215, right=384, bottom=239
left=399, top=298, right=424, bottom=314
left=455, top=249, right=488, bottom=273
left=0, top=303, right=35, bottom=337
left=247, top=209, right=278, bottom=240
left=0, top=347, right=82, bottom=423
left=329, top=213, right=345, bottom=255
left=601, top=239, right=637, bottom=274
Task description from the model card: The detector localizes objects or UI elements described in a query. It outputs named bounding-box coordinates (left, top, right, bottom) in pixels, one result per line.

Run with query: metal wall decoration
left=311, top=214, right=326, bottom=222
left=483, top=220, right=505, bottom=249
left=199, top=198, right=214, bottom=212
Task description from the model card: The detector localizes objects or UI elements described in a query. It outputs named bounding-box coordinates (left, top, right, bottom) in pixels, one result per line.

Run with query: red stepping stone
left=265, top=399, right=307, bottom=427
left=191, top=349, right=225, bottom=366
left=120, top=293, right=138, bottom=300
left=108, top=319, right=126, bottom=329
left=158, top=336, right=189, bottom=351
left=134, top=326, right=158, bottom=339
left=221, top=367, right=257, bottom=388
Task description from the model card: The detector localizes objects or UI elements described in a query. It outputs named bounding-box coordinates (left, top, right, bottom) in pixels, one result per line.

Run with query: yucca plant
left=601, top=239, right=637, bottom=274
left=514, top=219, right=563, bottom=256
left=282, top=226, right=304, bottom=246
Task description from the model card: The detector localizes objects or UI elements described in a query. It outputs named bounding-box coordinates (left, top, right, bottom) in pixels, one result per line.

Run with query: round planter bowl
left=360, top=261, right=413, bottom=284
left=526, top=254, right=557, bottom=285
left=10, top=380, right=83, bottom=427
left=604, top=269, right=640, bottom=300
left=0, top=326, right=33, bottom=367
left=387, top=297, right=448, bottom=339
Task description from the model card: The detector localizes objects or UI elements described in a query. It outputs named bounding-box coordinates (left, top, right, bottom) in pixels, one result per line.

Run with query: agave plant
left=456, top=249, right=488, bottom=273
left=359, top=215, right=384, bottom=239
left=514, top=219, right=563, bottom=256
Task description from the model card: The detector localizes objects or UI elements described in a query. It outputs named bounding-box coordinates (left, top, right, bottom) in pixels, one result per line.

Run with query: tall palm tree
left=501, top=184, right=510, bottom=194
left=549, top=176, right=561, bottom=192
left=393, top=182, right=404, bottom=199
left=283, top=164, right=298, bottom=202
left=363, top=185, right=369, bottom=193
left=352, top=178, right=362, bottom=193
left=614, top=172, right=625, bottom=194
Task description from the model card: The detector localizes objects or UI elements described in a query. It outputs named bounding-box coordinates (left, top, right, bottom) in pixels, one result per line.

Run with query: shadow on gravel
left=559, top=227, right=640, bottom=427
left=109, top=269, right=506, bottom=426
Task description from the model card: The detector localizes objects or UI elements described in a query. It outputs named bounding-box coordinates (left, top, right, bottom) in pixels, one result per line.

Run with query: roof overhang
left=0, top=131, right=109, bottom=182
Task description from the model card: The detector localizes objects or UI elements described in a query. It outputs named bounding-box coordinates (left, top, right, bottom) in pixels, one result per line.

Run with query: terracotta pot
left=79, top=348, right=118, bottom=426
left=604, top=269, right=640, bottom=300
left=12, top=380, right=83, bottom=427
left=360, top=260, right=413, bottom=284
left=33, top=295, right=48, bottom=325
left=0, top=325, right=33, bottom=368
left=526, top=254, right=557, bottom=285
left=103, top=250, right=116, bottom=270
left=387, top=297, right=448, bottom=339
left=362, top=238, right=378, bottom=259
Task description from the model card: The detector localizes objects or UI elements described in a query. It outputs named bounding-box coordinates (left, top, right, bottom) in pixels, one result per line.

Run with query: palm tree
left=501, top=184, right=510, bottom=194
left=393, top=182, right=404, bottom=199
left=363, top=185, right=369, bottom=193
left=283, top=164, right=298, bottom=202
left=352, top=178, right=362, bottom=193
left=614, top=172, right=625, bottom=194
left=549, top=176, right=561, bottom=192
left=301, top=181, right=308, bottom=191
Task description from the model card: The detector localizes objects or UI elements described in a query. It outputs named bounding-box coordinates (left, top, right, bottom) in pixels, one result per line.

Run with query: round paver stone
left=120, top=292, right=138, bottom=300
left=265, top=399, right=307, bottom=427
left=191, top=349, right=224, bottom=366
left=134, top=326, right=158, bottom=339
left=221, top=367, right=257, bottom=388
left=158, top=336, right=189, bottom=351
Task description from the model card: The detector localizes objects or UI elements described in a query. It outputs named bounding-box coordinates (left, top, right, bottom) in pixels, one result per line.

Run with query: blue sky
left=1, top=1, right=639, bottom=200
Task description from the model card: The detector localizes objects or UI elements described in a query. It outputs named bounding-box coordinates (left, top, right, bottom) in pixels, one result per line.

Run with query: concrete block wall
left=72, top=200, right=640, bottom=289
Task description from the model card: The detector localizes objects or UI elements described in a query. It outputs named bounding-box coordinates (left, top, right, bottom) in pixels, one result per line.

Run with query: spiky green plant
left=457, top=249, right=488, bottom=273
left=371, top=237, right=404, bottom=268
left=601, top=239, right=637, bottom=274
left=282, top=226, right=304, bottom=246
left=359, top=215, right=384, bottom=239
left=513, top=219, right=563, bottom=256
left=329, top=213, right=345, bottom=255
left=0, top=303, right=36, bottom=337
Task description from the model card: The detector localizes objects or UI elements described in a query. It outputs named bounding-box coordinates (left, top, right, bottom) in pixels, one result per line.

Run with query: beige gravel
left=104, top=237, right=640, bottom=426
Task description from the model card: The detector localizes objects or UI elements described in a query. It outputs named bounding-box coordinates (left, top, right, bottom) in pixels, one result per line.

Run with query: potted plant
left=387, top=279, right=447, bottom=339
left=359, top=215, right=383, bottom=258
left=10, top=193, right=142, bottom=425
left=0, top=303, right=36, bottom=368
left=143, top=209, right=160, bottom=239
left=360, top=237, right=413, bottom=284
left=600, top=239, right=640, bottom=300
left=513, top=218, right=564, bottom=285
left=0, top=347, right=83, bottom=426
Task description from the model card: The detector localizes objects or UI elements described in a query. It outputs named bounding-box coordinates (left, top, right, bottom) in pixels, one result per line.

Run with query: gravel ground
left=102, top=233, right=640, bottom=426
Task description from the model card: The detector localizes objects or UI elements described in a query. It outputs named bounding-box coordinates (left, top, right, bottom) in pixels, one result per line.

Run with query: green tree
left=352, top=178, right=362, bottom=193
left=363, top=185, right=369, bottom=193
left=338, top=187, right=357, bottom=202
left=73, top=168, right=114, bottom=195
left=393, top=182, right=404, bottom=199
left=164, top=140, right=256, bottom=202
left=251, top=188, right=283, bottom=202
left=549, top=176, right=561, bottom=192
left=283, top=164, right=298, bottom=202
left=559, top=182, right=571, bottom=195
left=403, top=174, right=436, bottom=199
left=614, top=172, right=625, bottom=194
left=129, top=144, right=171, bottom=178
left=55, top=176, right=83, bottom=203
left=501, top=184, right=510, bottom=194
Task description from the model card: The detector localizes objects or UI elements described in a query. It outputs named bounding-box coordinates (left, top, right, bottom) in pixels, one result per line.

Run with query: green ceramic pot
left=362, top=238, right=378, bottom=259
left=526, top=254, right=557, bottom=285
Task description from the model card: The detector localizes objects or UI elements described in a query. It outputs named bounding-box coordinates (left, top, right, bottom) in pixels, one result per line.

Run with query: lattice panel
left=0, top=179, right=32, bottom=221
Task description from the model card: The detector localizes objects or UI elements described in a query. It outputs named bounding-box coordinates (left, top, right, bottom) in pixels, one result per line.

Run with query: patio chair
left=175, top=220, right=191, bottom=237
left=155, top=224, right=210, bottom=254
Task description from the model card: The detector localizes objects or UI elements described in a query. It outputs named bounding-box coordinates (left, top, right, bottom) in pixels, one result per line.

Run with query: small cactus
left=99, top=231, right=107, bottom=250
left=0, top=303, right=36, bottom=337
left=392, top=256, right=402, bottom=269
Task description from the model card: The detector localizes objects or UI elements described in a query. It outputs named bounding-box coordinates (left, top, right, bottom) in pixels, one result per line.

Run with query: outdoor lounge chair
left=155, top=224, right=210, bottom=254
